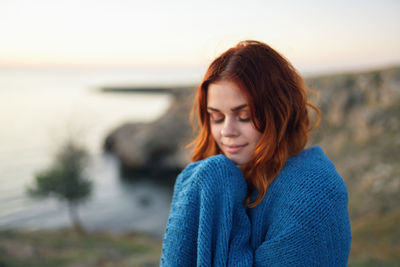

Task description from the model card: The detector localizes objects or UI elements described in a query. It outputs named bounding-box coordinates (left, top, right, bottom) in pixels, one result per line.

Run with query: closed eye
left=209, top=112, right=224, bottom=123
left=237, top=110, right=250, bottom=122
left=207, top=108, right=251, bottom=123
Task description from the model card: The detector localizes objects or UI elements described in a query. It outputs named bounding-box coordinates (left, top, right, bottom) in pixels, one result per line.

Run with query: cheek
left=244, top=126, right=262, bottom=143
left=253, top=132, right=262, bottom=144
left=210, top=124, right=221, bottom=142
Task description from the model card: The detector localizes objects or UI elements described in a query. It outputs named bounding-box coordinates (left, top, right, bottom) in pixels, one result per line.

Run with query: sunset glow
left=1, top=0, right=399, bottom=74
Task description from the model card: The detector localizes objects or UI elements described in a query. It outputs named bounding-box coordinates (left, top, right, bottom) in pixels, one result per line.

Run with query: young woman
left=160, top=40, right=351, bottom=266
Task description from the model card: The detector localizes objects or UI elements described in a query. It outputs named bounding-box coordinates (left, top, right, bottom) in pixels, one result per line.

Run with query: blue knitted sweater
left=160, top=146, right=351, bottom=266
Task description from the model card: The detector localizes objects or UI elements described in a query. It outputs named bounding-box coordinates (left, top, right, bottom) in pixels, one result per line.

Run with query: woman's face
left=207, top=80, right=262, bottom=165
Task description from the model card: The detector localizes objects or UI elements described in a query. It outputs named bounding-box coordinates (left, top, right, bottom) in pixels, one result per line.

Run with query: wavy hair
left=187, top=40, right=321, bottom=208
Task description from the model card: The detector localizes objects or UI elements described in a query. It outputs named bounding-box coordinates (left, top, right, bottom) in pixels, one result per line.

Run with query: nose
left=221, top=117, right=239, bottom=137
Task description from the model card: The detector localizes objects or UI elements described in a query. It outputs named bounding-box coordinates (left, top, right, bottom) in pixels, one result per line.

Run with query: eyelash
left=209, top=114, right=250, bottom=123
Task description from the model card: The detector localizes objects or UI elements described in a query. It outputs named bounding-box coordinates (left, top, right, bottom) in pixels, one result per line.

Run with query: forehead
left=207, top=80, right=247, bottom=108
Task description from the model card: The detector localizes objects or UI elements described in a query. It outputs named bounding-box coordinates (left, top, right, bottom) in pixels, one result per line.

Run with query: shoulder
left=174, top=154, right=247, bottom=197
left=267, top=146, right=349, bottom=220
left=176, top=154, right=237, bottom=185
left=279, top=145, right=347, bottom=196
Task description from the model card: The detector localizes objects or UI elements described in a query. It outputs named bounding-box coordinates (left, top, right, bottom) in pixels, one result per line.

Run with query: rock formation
left=104, top=66, right=400, bottom=214
left=103, top=66, right=400, bottom=264
left=104, top=88, right=195, bottom=175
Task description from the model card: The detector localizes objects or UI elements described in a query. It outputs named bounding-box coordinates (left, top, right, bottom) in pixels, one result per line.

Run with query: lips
left=223, top=144, right=247, bottom=154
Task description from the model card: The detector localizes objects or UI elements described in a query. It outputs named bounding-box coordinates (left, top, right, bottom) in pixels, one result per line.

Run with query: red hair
left=187, top=40, right=321, bottom=208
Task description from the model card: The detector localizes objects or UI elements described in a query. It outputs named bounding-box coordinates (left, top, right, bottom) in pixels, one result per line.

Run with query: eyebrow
left=207, top=104, right=248, bottom=112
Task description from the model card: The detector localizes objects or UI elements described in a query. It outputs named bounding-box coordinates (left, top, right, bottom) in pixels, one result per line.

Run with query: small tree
left=27, top=138, right=93, bottom=234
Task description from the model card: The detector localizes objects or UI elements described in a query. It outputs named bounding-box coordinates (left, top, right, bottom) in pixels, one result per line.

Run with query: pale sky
left=1, top=0, right=399, bottom=74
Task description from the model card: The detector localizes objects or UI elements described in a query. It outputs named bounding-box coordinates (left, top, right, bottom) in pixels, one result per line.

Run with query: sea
left=0, top=67, right=202, bottom=238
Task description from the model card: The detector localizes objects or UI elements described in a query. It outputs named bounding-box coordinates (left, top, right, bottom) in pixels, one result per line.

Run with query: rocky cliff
left=103, top=88, right=195, bottom=177
left=104, top=66, right=400, bottom=217
left=104, top=66, right=400, bottom=263
left=303, top=66, right=400, bottom=264
left=306, top=67, right=400, bottom=216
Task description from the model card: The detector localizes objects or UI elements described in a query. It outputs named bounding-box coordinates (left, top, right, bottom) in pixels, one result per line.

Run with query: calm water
left=0, top=68, right=200, bottom=237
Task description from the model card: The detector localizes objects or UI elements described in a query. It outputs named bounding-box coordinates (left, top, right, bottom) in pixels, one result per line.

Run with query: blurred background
left=0, top=0, right=399, bottom=266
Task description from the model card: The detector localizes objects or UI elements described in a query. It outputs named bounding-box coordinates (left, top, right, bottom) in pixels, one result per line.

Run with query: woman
left=160, top=40, right=351, bottom=266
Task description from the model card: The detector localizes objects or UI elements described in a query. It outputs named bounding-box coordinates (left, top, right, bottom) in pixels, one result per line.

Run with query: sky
left=0, top=0, right=399, bottom=74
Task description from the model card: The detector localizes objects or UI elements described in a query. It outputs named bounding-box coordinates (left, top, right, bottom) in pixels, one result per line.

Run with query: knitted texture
left=160, top=146, right=351, bottom=266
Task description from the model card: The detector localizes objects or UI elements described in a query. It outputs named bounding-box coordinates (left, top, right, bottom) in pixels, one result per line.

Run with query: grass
left=348, top=210, right=400, bottom=266
left=1, top=210, right=399, bottom=267
left=0, top=229, right=162, bottom=267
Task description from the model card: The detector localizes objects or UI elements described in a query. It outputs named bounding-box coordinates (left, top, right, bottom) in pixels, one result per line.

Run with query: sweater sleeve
left=253, top=168, right=352, bottom=267
left=160, top=155, right=253, bottom=267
